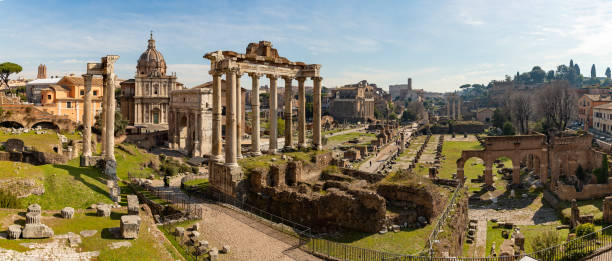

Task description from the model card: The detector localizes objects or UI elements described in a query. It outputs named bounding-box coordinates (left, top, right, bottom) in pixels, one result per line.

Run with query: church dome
left=136, top=33, right=166, bottom=77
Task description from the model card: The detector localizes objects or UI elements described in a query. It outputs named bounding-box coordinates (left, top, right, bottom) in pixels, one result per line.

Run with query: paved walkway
left=149, top=179, right=320, bottom=261
left=359, top=142, right=399, bottom=173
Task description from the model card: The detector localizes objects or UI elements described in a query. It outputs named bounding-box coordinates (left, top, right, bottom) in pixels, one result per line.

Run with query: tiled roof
left=61, top=76, right=103, bottom=86
left=584, top=94, right=612, bottom=102
left=594, top=102, right=612, bottom=110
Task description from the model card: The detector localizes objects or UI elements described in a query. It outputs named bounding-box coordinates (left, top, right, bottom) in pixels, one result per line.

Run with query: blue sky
left=2, top=0, right=612, bottom=92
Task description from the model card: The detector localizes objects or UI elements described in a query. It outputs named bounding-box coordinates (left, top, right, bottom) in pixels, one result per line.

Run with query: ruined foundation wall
left=432, top=188, right=469, bottom=257
left=376, top=183, right=446, bottom=221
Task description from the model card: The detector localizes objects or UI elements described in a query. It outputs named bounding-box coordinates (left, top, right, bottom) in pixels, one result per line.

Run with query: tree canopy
left=591, top=64, right=597, bottom=78
left=0, top=62, right=23, bottom=87
left=606, top=67, right=611, bottom=79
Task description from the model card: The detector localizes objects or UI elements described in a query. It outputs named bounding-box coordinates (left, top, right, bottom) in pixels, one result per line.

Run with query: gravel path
left=359, top=142, right=398, bottom=173
left=150, top=179, right=320, bottom=261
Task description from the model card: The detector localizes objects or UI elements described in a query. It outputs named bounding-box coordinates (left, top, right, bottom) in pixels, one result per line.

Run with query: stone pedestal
left=26, top=212, right=41, bottom=224
left=105, top=159, right=118, bottom=180
left=80, top=155, right=102, bottom=167
left=209, top=162, right=243, bottom=196
left=120, top=215, right=141, bottom=239
left=27, top=204, right=41, bottom=215
left=61, top=207, right=75, bottom=219
left=22, top=223, right=54, bottom=239
left=604, top=196, right=612, bottom=224
left=127, top=194, right=139, bottom=215
left=8, top=225, right=21, bottom=239
left=97, top=204, right=111, bottom=217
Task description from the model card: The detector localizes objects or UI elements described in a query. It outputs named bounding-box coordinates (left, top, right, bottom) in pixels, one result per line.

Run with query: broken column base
left=120, top=215, right=141, bottom=239
left=22, top=223, right=54, bottom=239
left=80, top=155, right=103, bottom=167
left=104, top=159, right=118, bottom=180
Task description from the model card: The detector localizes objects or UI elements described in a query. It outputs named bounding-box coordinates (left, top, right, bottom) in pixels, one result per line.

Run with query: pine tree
left=591, top=64, right=597, bottom=78
left=575, top=64, right=581, bottom=75
left=606, top=67, right=611, bottom=79
left=570, top=59, right=574, bottom=68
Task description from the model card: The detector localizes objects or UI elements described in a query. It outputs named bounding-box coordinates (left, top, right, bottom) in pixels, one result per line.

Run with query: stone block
left=21, top=223, right=54, bottom=239
left=192, top=223, right=201, bottom=232
left=174, top=227, right=186, bottom=237
left=499, top=239, right=515, bottom=256
left=8, top=225, right=21, bottom=239
left=514, top=232, right=525, bottom=250
left=61, top=207, right=75, bottom=219
left=190, top=231, right=200, bottom=238
left=26, top=212, right=41, bottom=224
left=604, top=196, right=612, bottom=224
left=209, top=247, right=219, bottom=261
left=97, top=204, right=111, bottom=217
left=127, top=195, right=139, bottom=215
left=27, top=203, right=41, bottom=214
left=120, top=215, right=141, bottom=239
left=199, top=240, right=209, bottom=249
left=221, top=245, right=230, bottom=254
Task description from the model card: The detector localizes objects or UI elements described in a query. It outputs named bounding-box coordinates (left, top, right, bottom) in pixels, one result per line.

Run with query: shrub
left=0, top=190, right=20, bottom=208
left=322, top=165, right=339, bottom=176
left=191, top=166, right=199, bottom=174
left=159, top=154, right=166, bottom=162
left=502, top=121, right=515, bottom=135
left=529, top=230, right=560, bottom=254
left=165, top=165, right=177, bottom=176
left=597, top=154, right=609, bottom=183
left=575, top=223, right=596, bottom=239
left=178, top=164, right=190, bottom=174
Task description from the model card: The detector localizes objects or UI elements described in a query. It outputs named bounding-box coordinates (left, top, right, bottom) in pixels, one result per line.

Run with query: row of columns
left=81, top=56, right=118, bottom=178
left=211, top=68, right=322, bottom=167
left=447, top=95, right=461, bottom=120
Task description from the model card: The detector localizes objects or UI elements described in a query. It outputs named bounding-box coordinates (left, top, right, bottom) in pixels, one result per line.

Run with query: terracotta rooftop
left=594, top=102, right=612, bottom=110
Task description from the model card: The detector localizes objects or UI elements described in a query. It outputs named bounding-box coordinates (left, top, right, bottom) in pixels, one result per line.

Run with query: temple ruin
left=204, top=41, right=322, bottom=196
left=446, top=92, right=461, bottom=120
left=80, top=55, right=120, bottom=180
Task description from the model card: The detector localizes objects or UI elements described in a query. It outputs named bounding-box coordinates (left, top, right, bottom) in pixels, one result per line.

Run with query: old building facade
left=578, top=94, right=612, bottom=129
left=120, top=34, right=182, bottom=131
left=329, top=80, right=375, bottom=123
left=37, top=76, right=103, bottom=125
left=168, top=86, right=213, bottom=157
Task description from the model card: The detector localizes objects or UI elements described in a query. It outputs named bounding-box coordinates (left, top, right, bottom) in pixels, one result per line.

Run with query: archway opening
left=463, top=156, right=485, bottom=188
left=0, top=121, right=24, bottom=129
left=31, top=122, right=59, bottom=131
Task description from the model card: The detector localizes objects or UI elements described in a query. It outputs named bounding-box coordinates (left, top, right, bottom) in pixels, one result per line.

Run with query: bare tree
left=537, top=81, right=576, bottom=131
left=510, top=92, right=532, bottom=134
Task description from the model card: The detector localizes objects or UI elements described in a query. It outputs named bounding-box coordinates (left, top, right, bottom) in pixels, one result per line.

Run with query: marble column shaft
left=313, top=77, right=322, bottom=150
left=297, top=77, right=306, bottom=148
left=268, top=75, right=278, bottom=153
left=250, top=73, right=262, bottom=155
left=236, top=73, right=243, bottom=159
left=82, top=74, right=93, bottom=157
left=101, top=81, right=107, bottom=157
left=104, top=73, right=116, bottom=161
left=225, top=69, right=238, bottom=167
left=283, top=77, right=293, bottom=149
left=211, top=72, right=223, bottom=162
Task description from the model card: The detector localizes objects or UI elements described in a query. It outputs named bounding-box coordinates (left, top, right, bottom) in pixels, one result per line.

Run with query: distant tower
left=407, top=78, right=412, bottom=91
left=37, top=64, right=47, bottom=79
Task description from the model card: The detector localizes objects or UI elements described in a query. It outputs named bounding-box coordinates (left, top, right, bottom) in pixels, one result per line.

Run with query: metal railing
left=423, top=182, right=463, bottom=256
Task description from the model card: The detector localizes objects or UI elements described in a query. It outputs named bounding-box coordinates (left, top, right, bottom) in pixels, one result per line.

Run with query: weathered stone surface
left=120, top=215, right=141, bottom=239
left=26, top=212, right=41, bottom=224
left=22, top=223, right=54, bottom=239
left=190, top=231, right=200, bottom=238
left=127, top=194, right=139, bottom=215
left=604, top=196, right=612, bottom=224
left=80, top=230, right=97, bottom=238
left=68, top=232, right=82, bottom=247
left=199, top=240, right=209, bottom=249
left=61, top=207, right=75, bottom=219
left=174, top=227, right=185, bottom=237
left=209, top=247, right=219, bottom=261
left=8, top=225, right=21, bottom=239
left=191, top=223, right=201, bottom=232
left=96, top=204, right=111, bottom=217
left=27, top=203, right=41, bottom=214
left=514, top=232, right=525, bottom=251
left=499, top=239, right=515, bottom=256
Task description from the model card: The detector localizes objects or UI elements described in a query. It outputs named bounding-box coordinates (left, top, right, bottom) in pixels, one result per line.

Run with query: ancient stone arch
left=456, top=134, right=548, bottom=186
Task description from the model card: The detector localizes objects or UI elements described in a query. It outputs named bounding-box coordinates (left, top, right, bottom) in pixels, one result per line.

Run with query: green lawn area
left=560, top=198, right=604, bottom=224
left=485, top=221, right=570, bottom=256
left=0, top=209, right=181, bottom=261
left=437, top=140, right=482, bottom=179
left=320, top=224, right=434, bottom=255
left=115, top=143, right=158, bottom=180
left=0, top=130, right=60, bottom=153
left=326, top=132, right=376, bottom=147
left=0, top=143, right=158, bottom=210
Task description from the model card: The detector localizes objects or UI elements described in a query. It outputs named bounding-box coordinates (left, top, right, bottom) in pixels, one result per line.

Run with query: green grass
left=0, top=130, right=60, bottom=153
left=159, top=220, right=203, bottom=261
left=319, top=224, right=434, bottom=255
left=560, top=198, right=604, bottom=224
left=437, top=140, right=482, bottom=179
left=326, top=132, right=376, bottom=146
left=485, top=221, right=570, bottom=256
left=0, top=209, right=180, bottom=260
left=115, top=143, right=157, bottom=180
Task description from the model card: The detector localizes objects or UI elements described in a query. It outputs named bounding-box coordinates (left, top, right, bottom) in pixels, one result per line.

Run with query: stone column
left=225, top=68, right=238, bottom=167
left=512, top=166, right=521, bottom=185
left=193, top=111, right=201, bottom=156
left=457, top=167, right=464, bottom=183
left=250, top=73, right=262, bottom=155
left=313, top=76, right=322, bottom=150
left=297, top=77, right=306, bottom=148
left=101, top=81, right=107, bottom=157
left=268, top=75, right=278, bottom=154
left=457, top=97, right=462, bottom=120
left=236, top=73, right=243, bottom=159
left=484, top=163, right=493, bottom=187
left=447, top=97, right=451, bottom=118
left=211, top=71, right=223, bottom=162
left=81, top=74, right=93, bottom=159
left=104, top=75, right=116, bottom=161
left=283, top=77, right=293, bottom=150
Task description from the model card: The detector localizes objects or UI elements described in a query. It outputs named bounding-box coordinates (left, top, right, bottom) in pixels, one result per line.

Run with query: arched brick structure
left=456, top=134, right=548, bottom=186
left=0, top=105, right=75, bottom=132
